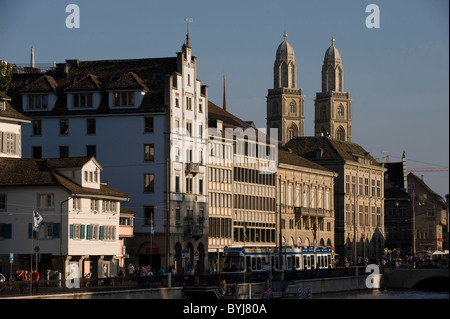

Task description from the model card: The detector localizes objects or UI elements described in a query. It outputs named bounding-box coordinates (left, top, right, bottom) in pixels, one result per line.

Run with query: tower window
left=289, top=101, right=296, bottom=114
left=337, top=105, right=344, bottom=117
left=336, top=126, right=346, bottom=141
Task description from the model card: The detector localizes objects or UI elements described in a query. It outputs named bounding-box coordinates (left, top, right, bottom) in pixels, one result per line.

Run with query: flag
left=243, top=222, right=248, bottom=240
left=33, top=210, right=44, bottom=232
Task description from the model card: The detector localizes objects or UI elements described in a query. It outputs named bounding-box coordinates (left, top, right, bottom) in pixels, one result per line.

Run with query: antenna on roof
left=184, top=17, right=193, bottom=47
left=223, top=74, right=227, bottom=112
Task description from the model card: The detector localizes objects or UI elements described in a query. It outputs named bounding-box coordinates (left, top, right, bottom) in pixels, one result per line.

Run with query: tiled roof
left=408, top=173, right=447, bottom=208
left=7, top=57, right=178, bottom=115
left=64, top=74, right=102, bottom=92
left=208, top=101, right=253, bottom=130
left=105, top=72, right=149, bottom=91
left=19, top=75, right=59, bottom=93
left=0, top=100, right=31, bottom=122
left=0, top=91, right=11, bottom=100
left=0, top=157, right=128, bottom=199
left=282, top=136, right=382, bottom=167
left=278, top=149, right=333, bottom=173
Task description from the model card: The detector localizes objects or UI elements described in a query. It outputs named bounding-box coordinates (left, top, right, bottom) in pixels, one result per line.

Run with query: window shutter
left=69, top=224, right=74, bottom=239
left=52, top=223, right=60, bottom=238
left=81, top=225, right=85, bottom=239
left=99, top=226, right=104, bottom=240
left=15, top=133, right=20, bottom=156
left=86, top=225, right=92, bottom=240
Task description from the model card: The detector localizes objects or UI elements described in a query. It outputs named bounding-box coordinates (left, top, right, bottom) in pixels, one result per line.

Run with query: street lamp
left=348, top=194, right=358, bottom=277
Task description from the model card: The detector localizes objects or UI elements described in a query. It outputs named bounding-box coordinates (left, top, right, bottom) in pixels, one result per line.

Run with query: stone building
left=266, top=33, right=305, bottom=145
left=277, top=149, right=337, bottom=249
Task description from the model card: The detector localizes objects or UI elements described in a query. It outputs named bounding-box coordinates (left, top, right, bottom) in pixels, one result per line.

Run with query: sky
left=0, top=0, right=448, bottom=198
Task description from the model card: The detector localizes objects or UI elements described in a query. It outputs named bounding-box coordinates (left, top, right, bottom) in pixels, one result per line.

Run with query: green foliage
left=0, top=62, right=14, bottom=93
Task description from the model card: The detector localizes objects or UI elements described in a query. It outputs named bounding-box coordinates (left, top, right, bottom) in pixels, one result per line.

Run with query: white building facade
left=8, top=35, right=209, bottom=272
left=0, top=157, right=129, bottom=281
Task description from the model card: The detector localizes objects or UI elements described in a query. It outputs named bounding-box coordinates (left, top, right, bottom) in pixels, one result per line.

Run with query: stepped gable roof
left=0, top=157, right=128, bottom=199
left=278, top=149, right=333, bottom=173
left=282, top=136, right=381, bottom=166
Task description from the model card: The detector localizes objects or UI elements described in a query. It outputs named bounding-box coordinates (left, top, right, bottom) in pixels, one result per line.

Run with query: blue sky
left=1, top=0, right=448, bottom=198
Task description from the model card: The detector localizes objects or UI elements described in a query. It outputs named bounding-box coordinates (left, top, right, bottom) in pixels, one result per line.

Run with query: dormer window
left=28, top=94, right=48, bottom=109
left=73, top=93, right=93, bottom=108
left=113, top=91, right=135, bottom=107
left=0, top=101, right=5, bottom=111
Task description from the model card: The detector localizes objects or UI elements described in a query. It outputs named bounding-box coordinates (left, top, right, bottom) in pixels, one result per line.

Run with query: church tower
left=314, top=37, right=352, bottom=142
left=266, top=32, right=304, bottom=145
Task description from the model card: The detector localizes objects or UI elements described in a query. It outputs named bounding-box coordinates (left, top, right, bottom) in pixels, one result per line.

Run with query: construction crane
left=406, top=167, right=448, bottom=172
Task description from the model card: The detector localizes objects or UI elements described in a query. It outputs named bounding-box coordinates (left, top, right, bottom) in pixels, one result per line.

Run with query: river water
left=313, top=288, right=449, bottom=299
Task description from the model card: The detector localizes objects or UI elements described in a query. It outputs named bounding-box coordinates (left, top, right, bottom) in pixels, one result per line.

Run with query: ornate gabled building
left=7, top=34, right=209, bottom=273
left=266, top=33, right=305, bottom=145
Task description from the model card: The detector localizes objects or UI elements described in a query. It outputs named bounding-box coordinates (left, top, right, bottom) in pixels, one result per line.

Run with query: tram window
left=328, top=256, right=331, bottom=268
left=257, top=257, right=261, bottom=270
left=275, top=256, right=279, bottom=270
left=252, top=257, right=256, bottom=270
left=287, top=256, right=292, bottom=270
left=295, top=257, right=300, bottom=269
left=246, top=256, right=251, bottom=272
left=303, top=256, right=308, bottom=269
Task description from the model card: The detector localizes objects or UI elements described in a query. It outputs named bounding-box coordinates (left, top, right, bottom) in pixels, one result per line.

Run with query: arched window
left=337, top=104, right=344, bottom=117
left=289, top=101, right=296, bottom=114
left=336, top=126, right=346, bottom=141
left=288, top=124, right=298, bottom=141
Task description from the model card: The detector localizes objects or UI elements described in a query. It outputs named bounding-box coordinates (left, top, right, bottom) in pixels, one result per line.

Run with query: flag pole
left=30, top=209, right=33, bottom=296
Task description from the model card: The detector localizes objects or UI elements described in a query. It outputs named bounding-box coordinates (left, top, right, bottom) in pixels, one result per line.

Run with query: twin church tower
left=266, top=33, right=352, bottom=144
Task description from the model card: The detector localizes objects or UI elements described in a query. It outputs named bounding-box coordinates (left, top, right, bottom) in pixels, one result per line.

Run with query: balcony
left=294, top=207, right=331, bottom=217
left=185, top=162, right=200, bottom=175
left=184, top=223, right=203, bottom=239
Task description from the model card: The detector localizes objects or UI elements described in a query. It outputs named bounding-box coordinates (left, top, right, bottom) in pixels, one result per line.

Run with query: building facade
left=0, top=91, right=30, bottom=158
left=407, top=173, right=448, bottom=253
left=207, top=102, right=278, bottom=271
left=277, top=149, right=337, bottom=249
left=8, top=35, right=209, bottom=273
left=283, top=136, right=386, bottom=262
left=0, top=157, right=129, bottom=281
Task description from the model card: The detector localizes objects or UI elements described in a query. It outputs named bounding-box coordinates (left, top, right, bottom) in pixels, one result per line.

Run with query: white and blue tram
left=222, top=246, right=333, bottom=273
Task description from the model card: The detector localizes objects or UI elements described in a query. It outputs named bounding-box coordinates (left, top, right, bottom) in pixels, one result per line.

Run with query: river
left=313, top=288, right=449, bottom=299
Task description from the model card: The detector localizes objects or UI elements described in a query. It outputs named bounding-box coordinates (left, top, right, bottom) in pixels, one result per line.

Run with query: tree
left=0, top=62, right=14, bottom=93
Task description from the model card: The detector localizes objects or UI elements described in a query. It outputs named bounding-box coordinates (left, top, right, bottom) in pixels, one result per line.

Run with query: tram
left=222, top=246, right=333, bottom=273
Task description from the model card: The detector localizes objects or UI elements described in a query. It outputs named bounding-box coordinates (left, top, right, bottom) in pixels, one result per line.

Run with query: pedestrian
left=127, top=263, right=135, bottom=276
left=32, top=269, right=39, bottom=293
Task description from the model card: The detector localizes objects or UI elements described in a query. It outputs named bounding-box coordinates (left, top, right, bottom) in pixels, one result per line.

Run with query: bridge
left=386, top=269, right=449, bottom=290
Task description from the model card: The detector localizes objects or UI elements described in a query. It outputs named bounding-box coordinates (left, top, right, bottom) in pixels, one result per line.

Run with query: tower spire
left=30, top=46, right=35, bottom=68
left=223, top=74, right=227, bottom=112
